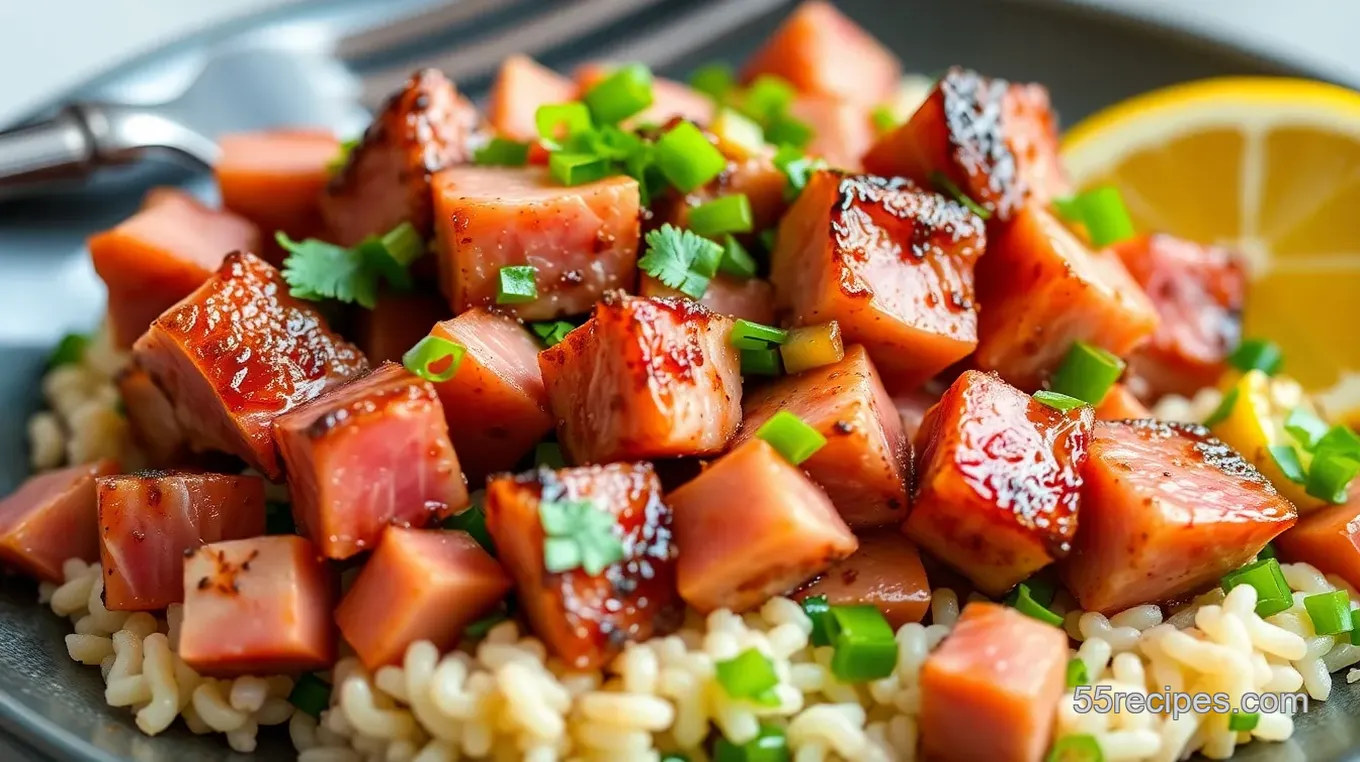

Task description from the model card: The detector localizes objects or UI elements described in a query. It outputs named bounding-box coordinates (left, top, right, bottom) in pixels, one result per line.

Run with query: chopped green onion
left=496, top=266, right=539, bottom=304
left=1203, top=386, right=1241, bottom=427
left=535, top=102, right=592, bottom=147
left=739, top=75, right=797, bottom=123
left=549, top=152, right=611, bottom=186
left=464, top=605, right=510, bottom=640
left=1053, top=196, right=1083, bottom=222
left=582, top=63, right=654, bottom=125
left=1033, top=391, right=1087, bottom=412
left=1064, top=186, right=1135, bottom=248
left=1228, top=711, right=1260, bottom=732
left=1228, top=339, right=1284, bottom=376
left=826, top=605, right=898, bottom=682
left=265, top=501, right=296, bottom=536
left=473, top=137, right=531, bottom=167
left=1050, top=342, right=1125, bottom=404
left=1269, top=445, right=1308, bottom=484
left=764, top=114, right=814, bottom=150
left=49, top=332, right=90, bottom=367
left=870, top=106, right=900, bottom=134
left=689, top=63, right=736, bottom=102
left=730, top=319, right=789, bottom=351
left=1285, top=407, right=1331, bottom=451
left=1012, top=575, right=1057, bottom=608
left=931, top=171, right=991, bottom=221
left=688, top=195, right=754, bottom=237
left=802, top=595, right=833, bottom=647
left=774, top=146, right=825, bottom=200
left=1007, top=583, right=1063, bottom=627
left=532, top=320, right=575, bottom=348
left=1304, top=590, right=1352, bottom=635
left=1046, top=734, right=1103, bottom=762
left=755, top=411, right=826, bottom=465
left=715, top=648, right=781, bottom=704
left=1065, top=658, right=1090, bottom=688
left=1221, top=558, right=1293, bottom=617
left=713, top=724, right=789, bottom=762
left=443, top=501, right=494, bottom=553
left=759, top=228, right=777, bottom=252
left=1306, top=452, right=1360, bottom=504
left=780, top=322, right=844, bottom=375
left=711, top=108, right=766, bottom=157
left=1258, top=543, right=1276, bottom=561
left=690, top=235, right=724, bottom=280
left=539, top=499, right=624, bottom=576
left=535, top=442, right=566, bottom=469
left=402, top=336, right=466, bottom=383
left=1315, top=425, right=1360, bottom=459
left=1351, top=610, right=1360, bottom=646
left=660, top=754, right=691, bottom=762
left=654, top=122, right=727, bottom=193
left=326, top=138, right=359, bottom=175
left=288, top=673, right=331, bottom=717
left=719, top=235, right=758, bottom=279
left=741, top=348, right=783, bottom=376
left=380, top=222, right=425, bottom=268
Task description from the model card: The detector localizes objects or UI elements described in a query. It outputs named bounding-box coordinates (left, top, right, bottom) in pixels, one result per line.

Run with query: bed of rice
left=26, top=328, right=137, bottom=473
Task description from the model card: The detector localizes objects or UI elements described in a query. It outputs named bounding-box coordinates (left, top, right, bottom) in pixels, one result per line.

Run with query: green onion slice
left=288, top=673, right=332, bottom=717
left=1202, top=387, right=1241, bottom=427
left=719, top=235, right=758, bottom=279
left=1316, top=425, right=1360, bottom=459
left=755, top=410, right=827, bottom=465
left=379, top=221, right=424, bottom=268
left=402, top=336, right=466, bottom=383
left=1258, top=543, right=1276, bottom=561
left=1306, top=452, right=1360, bottom=504
left=713, top=724, right=788, bottom=762
left=740, top=348, right=783, bottom=377
left=870, top=106, right=900, bottom=134
left=1065, top=186, right=1135, bottom=248
left=826, top=604, right=897, bottom=682
left=49, top=332, right=90, bottom=368
left=1269, top=445, right=1308, bottom=484
left=582, top=63, right=654, bottom=125
left=689, top=63, right=736, bottom=102
left=931, top=171, right=992, bottom=221
left=549, top=151, right=611, bottom=186
left=1050, top=342, right=1125, bottom=404
left=738, top=75, right=796, bottom=123
left=535, top=102, right=592, bottom=147
left=730, top=319, right=789, bottom=350
left=1228, top=339, right=1284, bottom=376
left=1007, top=583, right=1063, bottom=627
left=1303, top=590, right=1352, bottom=635
left=535, top=442, right=566, bottom=469
left=1033, top=391, right=1087, bottom=412
left=1351, top=610, right=1360, bottom=646
left=496, top=265, right=539, bottom=304
left=1221, top=558, right=1293, bottom=617
left=714, top=648, right=781, bottom=705
left=654, top=122, right=727, bottom=193
left=802, top=595, right=833, bottom=647
left=1285, top=407, right=1331, bottom=451
left=764, top=114, right=814, bottom=150
left=1228, top=711, right=1260, bottom=733
left=531, top=320, right=575, bottom=348
left=1046, top=734, right=1104, bottom=762
left=473, top=137, right=531, bottom=167
left=443, top=502, right=494, bottom=554
left=1065, top=658, right=1090, bottom=688
left=688, top=194, right=755, bottom=238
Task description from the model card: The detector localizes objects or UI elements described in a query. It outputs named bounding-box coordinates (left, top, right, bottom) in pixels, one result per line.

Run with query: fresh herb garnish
left=638, top=224, right=724, bottom=299
left=278, top=222, right=422, bottom=309
left=539, top=498, right=625, bottom=576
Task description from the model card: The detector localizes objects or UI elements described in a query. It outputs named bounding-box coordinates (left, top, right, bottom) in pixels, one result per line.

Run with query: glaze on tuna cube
left=274, top=362, right=469, bottom=560
left=905, top=371, right=1093, bottom=597
left=794, top=531, right=931, bottom=628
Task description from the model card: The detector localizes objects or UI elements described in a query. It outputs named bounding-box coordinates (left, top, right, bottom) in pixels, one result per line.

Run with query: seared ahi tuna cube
left=215, top=129, right=339, bottom=254
left=905, top=371, right=1093, bottom=597
left=354, top=291, right=450, bottom=365
left=322, top=69, right=483, bottom=245
left=1062, top=420, right=1297, bottom=613
left=274, top=362, right=469, bottom=560
left=98, top=471, right=266, bottom=611
left=1094, top=383, right=1151, bottom=421
left=425, top=308, right=553, bottom=481
left=975, top=205, right=1159, bottom=391
left=484, top=463, right=682, bottom=669
left=336, top=527, right=511, bottom=669
left=741, top=1, right=901, bottom=105
left=0, top=459, right=117, bottom=582
left=862, top=67, right=1069, bottom=220
left=790, top=95, right=875, bottom=171
left=734, top=345, right=910, bottom=527
left=132, top=252, right=367, bottom=479
left=919, top=602, right=1066, bottom=762
left=538, top=294, right=742, bottom=464
left=89, top=188, right=261, bottom=347
left=795, top=531, right=931, bottom=628
left=1276, top=494, right=1360, bottom=592
left=669, top=439, right=858, bottom=613
left=639, top=274, right=777, bottom=325
left=487, top=55, right=576, bottom=142
left=770, top=171, right=985, bottom=391
left=180, top=535, right=336, bottom=677
left=1112, top=233, right=1246, bottom=399
left=432, top=166, right=641, bottom=320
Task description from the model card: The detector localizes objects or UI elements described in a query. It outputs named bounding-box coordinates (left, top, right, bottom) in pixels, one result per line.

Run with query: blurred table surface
left=0, top=0, right=1358, bottom=126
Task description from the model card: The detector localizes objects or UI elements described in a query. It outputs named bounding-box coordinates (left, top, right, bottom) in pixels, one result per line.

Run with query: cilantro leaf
left=538, top=498, right=625, bottom=576
left=638, top=224, right=723, bottom=299
left=277, top=225, right=421, bottom=310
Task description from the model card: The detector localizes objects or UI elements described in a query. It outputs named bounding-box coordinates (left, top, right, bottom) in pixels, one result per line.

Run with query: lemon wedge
left=1061, top=78, right=1360, bottom=402
left=1208, top=370, right=1325, bottom=511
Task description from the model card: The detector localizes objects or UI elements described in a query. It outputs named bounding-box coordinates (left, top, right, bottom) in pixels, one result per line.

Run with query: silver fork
left=0, top=0, right=789, bottom=203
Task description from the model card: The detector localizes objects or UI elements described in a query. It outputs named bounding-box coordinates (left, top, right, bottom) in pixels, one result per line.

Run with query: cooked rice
left=27, top=328, right=137, bottom=471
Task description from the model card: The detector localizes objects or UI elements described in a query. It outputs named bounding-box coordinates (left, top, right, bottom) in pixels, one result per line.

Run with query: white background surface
left=0, top=0, right=1358, bottom=124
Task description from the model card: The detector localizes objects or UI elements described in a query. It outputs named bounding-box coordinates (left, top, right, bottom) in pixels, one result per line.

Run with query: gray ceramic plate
left=0, top=0, right=1354, bottom=760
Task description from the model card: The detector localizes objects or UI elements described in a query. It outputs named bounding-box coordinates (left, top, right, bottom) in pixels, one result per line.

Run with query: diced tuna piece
left=862, top=68, right=1069, bottom=220
left=669, top=438, right=858, bottom=612
left=132, top=252, right=367, bottom=478
left=487, top=56, right=577, bottom=141
left=484, top=463, right=683, bottom=668
left=919, top=602, right=1066, bottom=762
left=180, top=535, right=336, bottom=677
left=734, top=345, right=909, bottom=527
left=789, top=95, right=874, bottom=171
left=425, top=308, right=553, bottom=481
left=336, top=527, right=510, bottom=669
left=116, top=366, right=188, bottom=467
left=639, top=274, right=776, bottom=325
left=1094, top=383, right=1151, bottom=421
left=652, top=155, right=789, bottom=234
left=975, top=205, right=1159, bottom=390
left=89, top=188, right=262, bottom=348
left=1112, top=233, right=1247, bottom=399
left=539, top=294, right=742, bottom=464
left=794, top=531, right=931, bottom=627
left=215, top=129, right=339, bottom=253
left=770, top=171, right=985, bottom=391
left=98, top=471, right=266, bottom=611
left=1063, top=420, right=1297, bottom=612
left=322, top=69, right=483, bottom=246
left=432, top=165, right=641, bottom=320
left=274, top=362, right=468, bottom=560
left=354, top=291, right=450, bottom=365
left=1276, top=494, right=1360, bottom=592
left=576, top=63, right=714, bottom=126
left=741, top=1, right=900, bottom=105
left=0, top=459, right=117, bottom=582
left=905, top=371, right=1093, bottom=596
